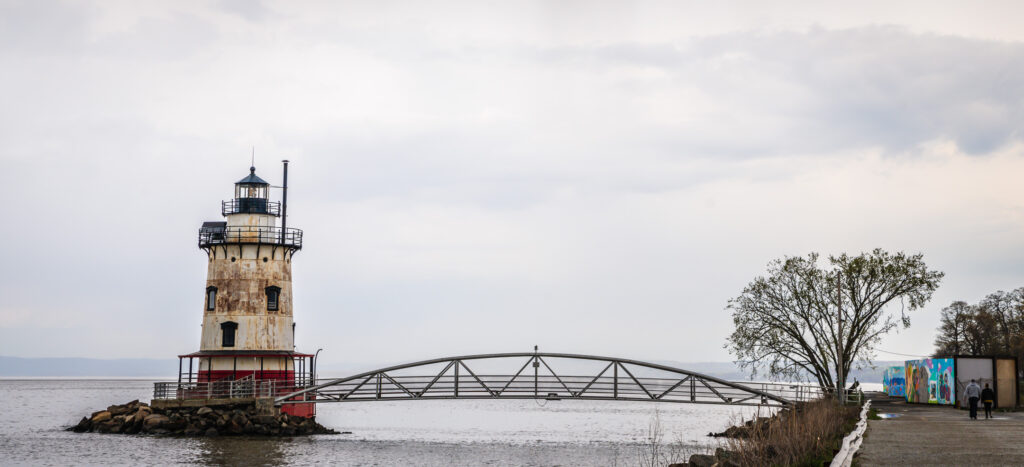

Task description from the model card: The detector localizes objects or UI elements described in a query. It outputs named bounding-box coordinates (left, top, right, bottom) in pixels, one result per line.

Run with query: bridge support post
left=613, top=362, right=618, bottom=398
left=256, top=397, right=278, bottom=416
left=533, top=356, right=539, bottom=397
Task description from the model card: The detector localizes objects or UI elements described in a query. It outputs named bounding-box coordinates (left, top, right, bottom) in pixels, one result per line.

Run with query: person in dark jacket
left=981, top=383, right=995, bottom=419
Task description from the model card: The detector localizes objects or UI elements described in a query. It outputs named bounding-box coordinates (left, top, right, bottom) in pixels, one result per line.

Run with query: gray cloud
left=2, top=3, right=1024, bottom=366
left=508, top=27, right=1024, bottom=156
left=0, top=0, right=92, bottom=58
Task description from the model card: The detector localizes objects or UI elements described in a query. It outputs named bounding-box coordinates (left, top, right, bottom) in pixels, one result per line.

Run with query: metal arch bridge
left=275, top=352, right=813, bottom=408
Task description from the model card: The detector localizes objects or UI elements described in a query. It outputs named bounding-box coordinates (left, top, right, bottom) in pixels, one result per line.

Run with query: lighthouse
left=173, top=161, right=315, bottom=417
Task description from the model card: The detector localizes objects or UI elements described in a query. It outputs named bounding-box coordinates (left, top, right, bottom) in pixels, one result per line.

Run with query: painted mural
left=883, top=365, right=905, bottom=397
left=906, top=358, right=955, bottom=405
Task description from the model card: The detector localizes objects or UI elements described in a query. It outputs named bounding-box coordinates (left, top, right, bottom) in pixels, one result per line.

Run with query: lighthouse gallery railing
left=222, top=199, right=281, bottom=216
left=198, top=225, right=303, bottom=249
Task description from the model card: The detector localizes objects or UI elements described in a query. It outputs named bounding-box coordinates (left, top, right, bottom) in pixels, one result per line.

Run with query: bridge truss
left=276, top=352, right=801, bottom=407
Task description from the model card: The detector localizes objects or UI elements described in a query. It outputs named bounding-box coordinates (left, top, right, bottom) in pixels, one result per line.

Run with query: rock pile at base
left=669, top=448, right=741, bottom=467
left=67, top=400, right=338, bottom=437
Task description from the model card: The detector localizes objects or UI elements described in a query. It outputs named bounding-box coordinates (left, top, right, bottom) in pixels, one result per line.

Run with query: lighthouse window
left=206, top=286, right=217, bottom=311
left=265, top=286, right=281, bottom=311
left=220, top=321, right=238, bottom=347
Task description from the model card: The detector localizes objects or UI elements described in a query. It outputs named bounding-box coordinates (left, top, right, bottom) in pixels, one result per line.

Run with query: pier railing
left=153, top=378, right=313, bottom=401
left=738, top=382, right=867, bottom=406
left=736, top=382, right=864, bottom=404
left=734, top=382, right=827, bottom=403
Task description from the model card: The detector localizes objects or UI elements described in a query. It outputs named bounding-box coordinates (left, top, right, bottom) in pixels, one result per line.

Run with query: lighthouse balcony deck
left=198, top=225, right=303, bottom=249
left=153, top=378, right=313, bottom=401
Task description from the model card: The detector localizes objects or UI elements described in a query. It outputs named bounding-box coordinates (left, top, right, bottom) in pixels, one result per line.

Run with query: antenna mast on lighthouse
left=280, top=160, right=288, bottom=245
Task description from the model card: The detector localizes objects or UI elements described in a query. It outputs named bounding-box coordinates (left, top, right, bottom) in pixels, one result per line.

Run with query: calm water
left=0, top=379, right=774, bottom=466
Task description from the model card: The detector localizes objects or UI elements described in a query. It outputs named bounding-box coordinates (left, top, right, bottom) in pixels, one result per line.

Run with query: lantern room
left=224, top=166, right=279, bottom=216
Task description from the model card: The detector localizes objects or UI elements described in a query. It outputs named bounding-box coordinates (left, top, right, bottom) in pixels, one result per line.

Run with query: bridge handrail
left=274, top=352, right=795, bottom=406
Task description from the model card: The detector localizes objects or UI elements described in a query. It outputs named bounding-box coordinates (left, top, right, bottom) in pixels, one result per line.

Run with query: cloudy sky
left=2, top=1, right=1023, bottom=371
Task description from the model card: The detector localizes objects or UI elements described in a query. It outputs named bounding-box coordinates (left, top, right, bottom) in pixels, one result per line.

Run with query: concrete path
left=858, top=395, right=1024, bottom=466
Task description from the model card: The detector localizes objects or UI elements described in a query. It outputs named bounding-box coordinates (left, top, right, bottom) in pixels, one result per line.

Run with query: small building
left=158, top=163, right=315, bottom=417
left=882, top=365, right=905, bottom=397
left=889, top=356, right=1018, bottom=409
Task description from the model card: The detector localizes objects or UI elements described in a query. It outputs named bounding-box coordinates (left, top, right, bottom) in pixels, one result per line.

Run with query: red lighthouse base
left=281, top=400, right=316, bottom=417
left=176, top=350, right=317, bottom=418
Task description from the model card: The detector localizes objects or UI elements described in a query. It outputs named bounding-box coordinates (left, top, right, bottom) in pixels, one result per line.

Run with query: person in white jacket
left=965, top=379, right=982, bottom=420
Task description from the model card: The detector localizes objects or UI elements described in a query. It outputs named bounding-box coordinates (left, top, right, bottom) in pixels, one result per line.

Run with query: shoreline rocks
left=68, top=400, right=338, bottom=437
left=707, top=416, right=774, bottom=439
left=708, top=406, right=793, bottom=439
left=669, top=448, right=741, bottom=467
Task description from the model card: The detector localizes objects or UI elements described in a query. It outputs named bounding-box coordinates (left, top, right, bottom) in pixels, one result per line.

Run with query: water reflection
left=195, top=436, right=291, bottom=466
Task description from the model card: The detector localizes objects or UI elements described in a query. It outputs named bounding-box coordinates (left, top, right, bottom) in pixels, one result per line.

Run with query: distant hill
left=0, top=356, right=177, bottom=377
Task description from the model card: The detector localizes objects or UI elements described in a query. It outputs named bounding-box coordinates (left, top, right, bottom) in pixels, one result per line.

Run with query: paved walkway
left=858, top=394, right=1024, bottom=466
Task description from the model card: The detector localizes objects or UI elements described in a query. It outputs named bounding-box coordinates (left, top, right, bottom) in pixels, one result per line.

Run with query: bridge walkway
left=273, top=352, right=822, bottom=408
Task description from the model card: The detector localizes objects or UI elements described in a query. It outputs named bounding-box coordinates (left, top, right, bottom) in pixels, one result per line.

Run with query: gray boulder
left=142, top=414, right=170, bottom=431
left=688, top=454, right=716, bottom=467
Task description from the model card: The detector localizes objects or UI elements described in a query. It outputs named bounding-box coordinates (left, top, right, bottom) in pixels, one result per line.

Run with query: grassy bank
left=725, top=399, right=861, bottom=466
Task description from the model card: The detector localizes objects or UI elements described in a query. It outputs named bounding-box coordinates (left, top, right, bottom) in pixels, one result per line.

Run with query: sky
left=2, top=0, right=1024, bottom=371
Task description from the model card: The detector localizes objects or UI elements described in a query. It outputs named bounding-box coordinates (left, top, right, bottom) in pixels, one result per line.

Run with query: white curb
left=829, top=400, right=871, bottom=467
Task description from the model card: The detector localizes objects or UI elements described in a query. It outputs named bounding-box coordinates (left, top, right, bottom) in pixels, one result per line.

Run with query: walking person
left=965, top=379, right=982, bottom=420
left=981, top=383, right=995, bottom=419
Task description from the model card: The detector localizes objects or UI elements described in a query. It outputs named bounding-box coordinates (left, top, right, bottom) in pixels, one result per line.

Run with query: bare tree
left=933, top=287, right=1024, bottom=376
left=979, top=291, right=1021, bottom=354
left=726, top=249, right=943, bottom=394
left=962, top=307, right=1000, bottom=355
left=934, top=301, right=972, bottom=355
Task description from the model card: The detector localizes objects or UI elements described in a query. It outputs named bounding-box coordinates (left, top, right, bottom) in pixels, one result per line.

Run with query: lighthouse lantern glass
left=235, top=182, right=268, bottom=200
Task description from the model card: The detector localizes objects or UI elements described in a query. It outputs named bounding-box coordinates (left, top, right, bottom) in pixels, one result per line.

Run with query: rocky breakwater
left=668, top=448, right=742, bottom=467
left=708, top=415, right=774, bottom=439
left=68, top=400, right=338, bottom=437
left=663, top=412, right=789, bottom=466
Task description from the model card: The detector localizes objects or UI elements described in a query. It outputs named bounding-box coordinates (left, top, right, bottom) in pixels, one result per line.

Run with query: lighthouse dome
left=236, top=166, right=269, bottom=185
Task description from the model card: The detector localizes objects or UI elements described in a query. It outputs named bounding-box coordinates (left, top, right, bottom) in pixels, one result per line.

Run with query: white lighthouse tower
left=177, top=161, right=314, bottom=417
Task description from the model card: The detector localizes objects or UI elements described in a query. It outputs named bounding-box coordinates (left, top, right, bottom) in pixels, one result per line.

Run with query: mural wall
left=955, top=357, right=993, bottom=408
left=883, top=365, right=905, bottom=397
left=906, top=358, right=955, bottom=405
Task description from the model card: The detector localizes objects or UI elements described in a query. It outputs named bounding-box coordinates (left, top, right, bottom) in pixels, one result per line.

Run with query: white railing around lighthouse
left=153, top=378, right=311, bottom=401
